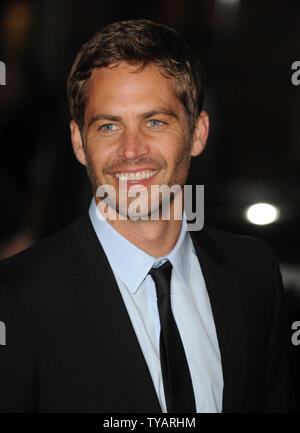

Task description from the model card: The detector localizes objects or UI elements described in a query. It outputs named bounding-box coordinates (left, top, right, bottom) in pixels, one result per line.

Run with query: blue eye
left=100, top=124, right=117, bottom=131
left=148, top=119, right=163, bottom=127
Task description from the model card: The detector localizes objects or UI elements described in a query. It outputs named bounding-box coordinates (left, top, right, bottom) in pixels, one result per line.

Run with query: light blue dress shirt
left=89, top=198, right=223, bottom=412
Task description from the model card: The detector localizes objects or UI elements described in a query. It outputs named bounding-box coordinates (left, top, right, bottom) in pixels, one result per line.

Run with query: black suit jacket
left=0, top=213, right=290, bottom=412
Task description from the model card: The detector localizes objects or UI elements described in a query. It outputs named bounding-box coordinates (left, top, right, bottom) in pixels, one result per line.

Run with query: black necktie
left=149, top=260, right=196, bottom=413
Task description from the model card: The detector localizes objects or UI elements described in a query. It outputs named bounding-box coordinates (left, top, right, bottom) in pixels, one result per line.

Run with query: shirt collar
left=88, top=198, right=191, bottom=294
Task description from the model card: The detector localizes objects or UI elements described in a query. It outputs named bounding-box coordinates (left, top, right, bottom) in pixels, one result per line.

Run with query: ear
left=70, top=120, right=87, bottom=166
left=190, top=110, right=209, bottom=157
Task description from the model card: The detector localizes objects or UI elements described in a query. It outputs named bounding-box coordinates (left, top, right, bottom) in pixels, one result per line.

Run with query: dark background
left=0, top=0, right=299, bottom=411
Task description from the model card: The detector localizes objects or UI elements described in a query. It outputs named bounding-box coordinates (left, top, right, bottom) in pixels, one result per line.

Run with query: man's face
left=70, top=61, right=207, bottom=219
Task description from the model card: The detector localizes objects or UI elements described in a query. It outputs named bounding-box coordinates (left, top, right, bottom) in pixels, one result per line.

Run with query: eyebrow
left=87, top=109, right=179, bottom=129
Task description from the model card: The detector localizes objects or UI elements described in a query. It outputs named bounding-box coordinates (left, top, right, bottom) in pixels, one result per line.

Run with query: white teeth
left=115, top=170, right=159, bottom=181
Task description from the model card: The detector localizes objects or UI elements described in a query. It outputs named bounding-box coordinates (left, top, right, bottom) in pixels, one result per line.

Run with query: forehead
left=85, top=62, right=182, bottom=115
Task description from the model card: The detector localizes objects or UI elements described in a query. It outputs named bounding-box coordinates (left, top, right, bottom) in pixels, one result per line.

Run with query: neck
left=95, top=194, right=184, bottom=258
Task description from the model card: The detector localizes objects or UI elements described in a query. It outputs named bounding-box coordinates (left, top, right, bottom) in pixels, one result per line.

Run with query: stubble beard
left=83, top=135, right=192, bottom=221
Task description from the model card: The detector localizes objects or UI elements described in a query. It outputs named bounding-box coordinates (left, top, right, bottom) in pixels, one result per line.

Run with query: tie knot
left=149, top=260, right=173, bottom=298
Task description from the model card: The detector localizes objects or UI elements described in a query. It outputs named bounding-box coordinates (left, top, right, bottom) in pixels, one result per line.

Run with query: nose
left=117, top=128, right=150, bottom=160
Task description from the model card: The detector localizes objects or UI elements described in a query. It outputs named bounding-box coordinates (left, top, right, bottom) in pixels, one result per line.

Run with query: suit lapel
left=190, top=228, right=247, bottom=413
left=66, top=213, right=162, bottom=412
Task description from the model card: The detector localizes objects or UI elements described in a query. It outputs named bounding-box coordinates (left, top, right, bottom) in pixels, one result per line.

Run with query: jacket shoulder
left=194, top=224, right=279, bottom=278
left=203, top=224, right=265, bottom=248
left=0, top=215, right=88, bottom=292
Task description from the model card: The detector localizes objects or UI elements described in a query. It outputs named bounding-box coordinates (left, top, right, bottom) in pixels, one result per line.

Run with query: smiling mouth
left=113, top=169, right=160, bottom=184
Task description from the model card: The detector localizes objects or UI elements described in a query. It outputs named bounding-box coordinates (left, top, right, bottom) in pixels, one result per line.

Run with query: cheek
left=165, top=140, right=190, bottom=168
left=88, top=147, right=109, bottom=170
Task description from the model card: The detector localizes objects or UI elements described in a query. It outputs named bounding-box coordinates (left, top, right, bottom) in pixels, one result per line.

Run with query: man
left=0, top=19, right=289, bottom=412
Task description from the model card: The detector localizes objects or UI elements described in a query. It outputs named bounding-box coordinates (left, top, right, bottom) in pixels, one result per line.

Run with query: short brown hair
left=67, top=19, right=205, bottom=133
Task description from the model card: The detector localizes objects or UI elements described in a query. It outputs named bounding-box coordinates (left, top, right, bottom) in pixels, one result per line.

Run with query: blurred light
left=217, top=0, right=240, bottom=6
left=245, top=203, right=280, bottom=225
